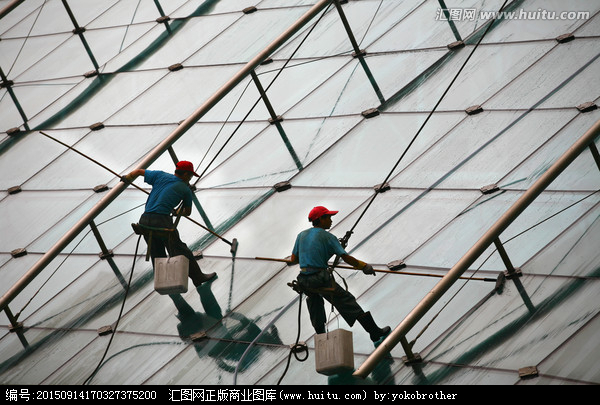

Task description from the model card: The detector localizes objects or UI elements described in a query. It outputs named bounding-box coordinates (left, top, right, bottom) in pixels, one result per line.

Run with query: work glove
left=356, top=260, right=375, bottom=276
left=120, top=173, right=135, bottom=184
left=362, top=263, right=375, bottom=275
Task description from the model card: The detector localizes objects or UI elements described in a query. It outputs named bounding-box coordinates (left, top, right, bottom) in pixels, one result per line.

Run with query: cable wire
left=193, top=2, right=335, bottom=184
left=83, top=234, right=142, bottom=385
left=344, top=0, right=510, bottom=241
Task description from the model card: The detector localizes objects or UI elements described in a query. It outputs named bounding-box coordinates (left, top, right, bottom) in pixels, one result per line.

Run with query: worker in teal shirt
left=288, top=206, right=390, bottom=346
left=123, top=161, right=216, bottom=286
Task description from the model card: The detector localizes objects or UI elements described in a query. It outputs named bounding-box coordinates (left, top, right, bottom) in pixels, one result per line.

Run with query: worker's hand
left=120, top=173, right=136, bottom=184
left=362, top=263, right=375, bottom=276
left=355, top=260, right=375, bottom=276
left=285, top=255, right=296, bottom=266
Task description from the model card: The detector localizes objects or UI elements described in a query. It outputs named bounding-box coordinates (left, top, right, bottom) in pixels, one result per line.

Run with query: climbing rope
left=277, top=291, right=309, bottom=385
left=83, top=234, right=142, bottom=385
left=342, top=0, right=510, bottom=247
left=193, top=2, right=337, bottom=185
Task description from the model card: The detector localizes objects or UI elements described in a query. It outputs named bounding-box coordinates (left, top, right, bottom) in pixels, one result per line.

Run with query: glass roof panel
left=394, top=42, right=555, bottom=112
left=524, top=209, right=600, bottom=278
left=1, top=0, right=599, bottom=387
left=484, top=38, right=600, bottom=110
left=0, top=190, right=92, bottom=249
left=201, top=186, right=374, bottom=259
left=392, top=110, right=527, bottom=188
left=0, top=91, right=25, bottom=131
left=480, top=0, right=600, bottom=44
left=106, top=65, right=242, bottom=125
left=171, top=0, right=266, bottom=17
left=576, top=11, right=600, bottom=36
left=368, top=0, right=458, bottom=52
left=106, top=13, right=241, bottom=72
left=16, top=35, right=97, bottom=82
left=3, top=34, right=71, bottom=81
left=287, top=50, right=449, bottom=118
left=407, top=190, right=600, bottom=272
left=436, top=110, right=580, bottom=189
left=0, top=0, right=45, bottom=36
left=425, top=273, right=600, bottom=373
left=0, top=329, right=97, bottom=384
left=501, top=111, right=600, bottom=191
left=333, top=189, right=483, bottom=265
left=292, top=112, right=465, bottom=187
left=186, top=7, right=310, bottom=65
left=538, top=314, right=600, bottom=383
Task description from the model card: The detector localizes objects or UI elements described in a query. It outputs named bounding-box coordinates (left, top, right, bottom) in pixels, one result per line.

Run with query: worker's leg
left=305, top=292, right=327, bottom=334
left=167, top=229, right=216, bottom=286
left=297, top=273, right=327, bottom=334
left=324, top=280, right=365, bottom=327
left=356, top=311, right=391, bottom=343
left=139, top=214, right=167, bottom=263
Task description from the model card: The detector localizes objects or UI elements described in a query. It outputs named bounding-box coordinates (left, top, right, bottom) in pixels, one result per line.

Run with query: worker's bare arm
left=122, top=169, right=145, bottom=183
left=286, top=254, right=299, bottom=266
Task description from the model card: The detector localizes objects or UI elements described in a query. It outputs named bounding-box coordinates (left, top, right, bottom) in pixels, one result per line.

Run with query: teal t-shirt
left=292, top=227, right=347, bottom=269
left=144, top=170, right=192, bottom=215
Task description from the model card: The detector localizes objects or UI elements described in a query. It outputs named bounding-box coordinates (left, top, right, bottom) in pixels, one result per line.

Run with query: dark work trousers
left=139, top=212, right=204, bottom=287
left=297, top=268, right=364, bottom=334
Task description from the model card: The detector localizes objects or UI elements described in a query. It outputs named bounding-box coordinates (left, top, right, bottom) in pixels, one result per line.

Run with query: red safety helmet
left=176, top=161, right=199, bottom=176
left=308, top=206, right=338, bottom=222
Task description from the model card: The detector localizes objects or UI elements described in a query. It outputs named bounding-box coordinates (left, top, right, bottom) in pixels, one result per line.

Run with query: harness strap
left=131, top=223, right=175, bottom=262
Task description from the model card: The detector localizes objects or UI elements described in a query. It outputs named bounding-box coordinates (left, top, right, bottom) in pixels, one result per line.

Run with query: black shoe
left=357, top=311, right=390, bottom=342
left=195, top=272, right=217, bottom=286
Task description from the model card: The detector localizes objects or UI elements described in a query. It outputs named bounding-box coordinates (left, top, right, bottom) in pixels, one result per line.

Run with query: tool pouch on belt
left=287, top=267, right=346, bottom=296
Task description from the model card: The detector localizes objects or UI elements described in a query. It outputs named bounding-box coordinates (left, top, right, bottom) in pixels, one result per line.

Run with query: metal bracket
left=576, top=101, right=597, bottom=113
left=361, top=108, right=380, bottom=118
left=97, top=325, right=114, bottom=336
left=480, top=184, right=499, bottom=194
left=465, top=105, right=483, bottom=115
left=98, top=250, right=114, bottom=260
left=556, top=33, right=574, bottom=43
left=11, top=248, right=27, bottom=258
left=400, top=336, right=422, bottom=365
left=7, top=127, right=20, bottom=136
left=494, top=238, right=522, bottom=279
left=387, top=260, right=406, bottom=271
left=89, top=122, right=104, bottom=131
left=518, top=366, right=539, bottom=379
left=374, top=182, right=390, bottom=193
left=447, top=40, right=465, bottom=50
left=190, top=331, right=208, bottom=342
left=273, top=181, right=292, bottom=192
left=93, top=184, right=108, bottom=193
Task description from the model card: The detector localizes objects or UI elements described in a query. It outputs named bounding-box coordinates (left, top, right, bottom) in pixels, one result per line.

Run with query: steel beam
left=353, top=119, right=600, bottom=378
left=0, top=0, right=333, bottom=313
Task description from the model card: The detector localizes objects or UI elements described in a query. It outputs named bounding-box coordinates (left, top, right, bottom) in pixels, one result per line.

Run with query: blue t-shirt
left=292, top=227, right=347, bottom=269
left=143, top=170, right=193, bottom=215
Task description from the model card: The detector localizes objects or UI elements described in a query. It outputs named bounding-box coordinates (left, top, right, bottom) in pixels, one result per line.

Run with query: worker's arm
left=342, top=254, right=375, bottom=275
left=286, top=254, right=299, bottom=266
left=121, top=169, right=145, bottom=183
left=175, top=205, right=192, bottom=217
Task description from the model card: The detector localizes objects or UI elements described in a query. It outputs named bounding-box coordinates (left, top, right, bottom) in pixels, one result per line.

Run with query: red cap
left=308, top=206, right=338, bottom=222
left=176, top=161, right=199, bottom=176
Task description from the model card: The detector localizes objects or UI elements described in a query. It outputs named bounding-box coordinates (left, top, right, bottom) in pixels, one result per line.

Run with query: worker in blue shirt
left=287, top=206, right=390, bottom=345
left=122, top=161, right=216, bottom=286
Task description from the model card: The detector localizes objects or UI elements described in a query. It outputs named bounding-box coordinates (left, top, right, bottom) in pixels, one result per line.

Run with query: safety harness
left=131, top=207, right=183, bottom=262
